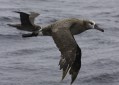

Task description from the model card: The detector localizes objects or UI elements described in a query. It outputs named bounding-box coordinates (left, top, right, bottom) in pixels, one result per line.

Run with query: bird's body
left=38, top=18, right=104, bottom=84
left=7, top=11, right=41, bottom=37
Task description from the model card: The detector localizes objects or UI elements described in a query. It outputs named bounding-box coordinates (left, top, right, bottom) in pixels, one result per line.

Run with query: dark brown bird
left=7, top=11, right=41, bottom=37
left=10, top=18, right=104, bottom=84
left=38, top=18, right=104, bottom=84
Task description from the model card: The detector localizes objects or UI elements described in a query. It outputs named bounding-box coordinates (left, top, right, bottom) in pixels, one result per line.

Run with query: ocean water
left=0, top=0, right=119, bottom=85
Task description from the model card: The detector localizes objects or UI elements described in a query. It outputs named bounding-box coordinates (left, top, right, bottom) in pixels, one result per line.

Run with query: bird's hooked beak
left=94, top=24, right=104, bottom=32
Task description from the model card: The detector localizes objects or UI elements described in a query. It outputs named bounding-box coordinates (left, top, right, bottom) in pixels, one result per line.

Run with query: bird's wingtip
left=70, top=72, right=78, bottom=85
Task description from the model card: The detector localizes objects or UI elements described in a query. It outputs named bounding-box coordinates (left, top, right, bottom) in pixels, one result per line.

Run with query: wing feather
left=51, top=27, right=81, bottom=84
left=14, top=11, right=33, bottom=26
left=29, top=12, right=39, bottom=25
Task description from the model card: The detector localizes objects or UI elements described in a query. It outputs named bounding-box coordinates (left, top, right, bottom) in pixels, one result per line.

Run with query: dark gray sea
left=0, top=0, right=119, bottom=85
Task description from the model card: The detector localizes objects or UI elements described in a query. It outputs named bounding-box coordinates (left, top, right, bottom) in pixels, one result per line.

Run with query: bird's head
left=84, top=20, right=104, bottom=32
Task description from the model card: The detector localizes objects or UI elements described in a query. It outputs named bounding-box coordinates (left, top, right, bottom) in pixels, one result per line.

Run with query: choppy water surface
left=0, top=0, right=119, bottom=85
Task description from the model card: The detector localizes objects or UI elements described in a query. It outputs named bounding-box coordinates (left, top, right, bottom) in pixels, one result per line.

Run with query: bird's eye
left=90, top=22, right=94, bottom=25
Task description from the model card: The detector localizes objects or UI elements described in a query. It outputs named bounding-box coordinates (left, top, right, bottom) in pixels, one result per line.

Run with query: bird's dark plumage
left=7, top=11, right=41, bottom=37
left=13, top=11, right=33, bottom=26
left=17, top=18, right=104, bottom=83
left=41, top=18, right=104, bottom=84
left=51, top=25, right=81, bottom=84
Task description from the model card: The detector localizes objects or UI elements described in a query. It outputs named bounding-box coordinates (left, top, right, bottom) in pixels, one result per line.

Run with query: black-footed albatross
left=38, top=18, right=104, bottom=84
left=7, top=11, right=41, bottom=37
left=8, top=18, right=104, bottom=84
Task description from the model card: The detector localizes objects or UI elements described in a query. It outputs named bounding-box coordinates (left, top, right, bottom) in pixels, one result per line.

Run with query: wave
left=81, top=58, right=119, bottom=84
left=82, top=71, right=119, bottom=83
left=0, top=17, right=12, bottom=22
left=0, top=16, right=19, bottom=21
left=0, top=34, right=21, bottom=39
left=91, top=58, right=119, bottom=69
left=1, top=46, right=56, bottom=57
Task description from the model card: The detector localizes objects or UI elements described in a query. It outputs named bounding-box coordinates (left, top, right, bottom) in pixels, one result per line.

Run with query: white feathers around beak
left=88, top=20, right=96, bottom=29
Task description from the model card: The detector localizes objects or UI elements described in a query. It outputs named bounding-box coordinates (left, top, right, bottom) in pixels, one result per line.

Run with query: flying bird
left=7, top=11, right=41, bottom=37
left=9, top=18, right=104, bottom=84
left=38, top=18, right=103, bottom=84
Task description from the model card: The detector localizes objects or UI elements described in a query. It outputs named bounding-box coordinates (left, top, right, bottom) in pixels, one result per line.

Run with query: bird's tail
left=59, top=45, right=81, bottom=84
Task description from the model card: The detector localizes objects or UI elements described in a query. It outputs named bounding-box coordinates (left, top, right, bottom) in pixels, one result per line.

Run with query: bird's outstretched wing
left=51, top=27, right=81, bottom=84
left=13, top=11, right=33, bottom=26
left=29, top=12, right=39, bottom=25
